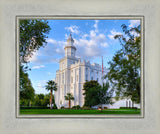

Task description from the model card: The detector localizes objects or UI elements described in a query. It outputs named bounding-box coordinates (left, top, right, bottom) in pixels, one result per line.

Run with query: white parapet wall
left=92, top=98, right=140, bottom=109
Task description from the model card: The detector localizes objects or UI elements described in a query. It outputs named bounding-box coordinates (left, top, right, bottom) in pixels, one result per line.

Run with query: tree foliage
left=20, top=93, right=56, bottom=107
left=106, top=24, right=141, bottom=103
left=20, top=20, right=51, bottom=63
left=19, top=20, right=51, bottom=104
left=64, top=93, right=74, bottom=109
left=83, top=80, right=113, bottom=107
left=83, top=80, right=101, bottom=107
left=33, top=94, right=55, bottom=107
left=98, top=82, right=113, bottom=109
left=20, top=65, right=35, bottom=101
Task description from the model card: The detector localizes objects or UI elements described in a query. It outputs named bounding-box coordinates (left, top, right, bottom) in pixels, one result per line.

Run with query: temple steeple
left=67, top=33, right=74, bottom=46
left=64, top=33, right=76, bottom=57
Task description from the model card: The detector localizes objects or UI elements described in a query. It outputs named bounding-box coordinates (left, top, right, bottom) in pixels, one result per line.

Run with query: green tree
left=32, top=94, right=55, bottom=107
left=83, top=80, right=113, bottom=109
left=34, top=94, right=45, bottom=106
left=19, top=20, right=51, bottom=105
left=33, top=94, right=41, bottom=106
left=45, top=80, right=57, bottom=109
left=98, top=82, right=113, bottom=111
left=20, top=99, right=30, bottom=106
left=38, top=94, right=45, bottom=100
left=42, top=94, right=56, bottom=107
left=20, top=65, right=35, bottom=106
left=83, top=80, right=101, bottom=107
left=64, top=93, right=74, bottom=109
left=20, top=20, right=51, bottom=63
left=106, top=24, right=141, bottom=103
left=42, top=94, right=50, bottom=106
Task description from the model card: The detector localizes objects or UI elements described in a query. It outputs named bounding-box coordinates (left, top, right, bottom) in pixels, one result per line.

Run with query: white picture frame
left=0, top=0, right=160, bottom=134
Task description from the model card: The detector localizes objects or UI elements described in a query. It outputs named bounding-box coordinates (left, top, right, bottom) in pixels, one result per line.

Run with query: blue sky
left=26, top=19, right=140, bottom=94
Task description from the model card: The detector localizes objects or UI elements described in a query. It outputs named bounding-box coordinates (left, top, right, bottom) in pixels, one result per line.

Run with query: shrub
left=61, top=106, right=65, bottom=109
left=53, top=104, right=57, bottom=109
left=103, top=107, right=108, bottom=109
left=119, top=107, right=137, bottom=109
left=76, top=105, right=81, bottom=109
left=20, top=106, right=49, bottom=109
left=81, top=106, right=91, bottom=110
left=72, top=106, right=76, bottom=109
left=72, top=105, right=81, bottom=109
left=20, top=99, right=30, bottom=106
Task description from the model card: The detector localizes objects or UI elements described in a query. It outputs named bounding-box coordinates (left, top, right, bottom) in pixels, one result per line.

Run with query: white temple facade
left=54, top=34, right=107, bottom=108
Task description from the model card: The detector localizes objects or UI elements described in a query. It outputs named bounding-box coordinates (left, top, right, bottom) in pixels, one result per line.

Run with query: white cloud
left=32, top=80, right=48, bottom=94
left=74, top=30, right=108, bottom=59
left=63, top=20, right=108, bottom=59
left=44, top=39, right=66, bottom=56
left=81, top=33, right=89, bottom=39
left=65, top=34, right=68, bottom=39
left=28, top=52, right=38, bottom=62
left=130, top=31, right=140, bottom=37
left=47, top=38, right=57, bottom=44
left=29, top=20, right=109, bottom=64
left=26, top=51, right=39, bottom=62
left=93, top=20, right=99, bottom=33
left=108, top=29, right=122, bottom=40
left=101, top=42, right=108, bottom=47
left=32, top=65, right=45, bottom=69
left=28, top=38, right=66, bottom=64
left=129, top=20, right=140, bottom=37
left=27, top=38, right=66, bottom=64
left=46, top=38, right=66, bottom=47
left=129, top=20, right=140, bottom=28
left=65, top=25, right=80, bottom=34
left=37, top=83, right=43, bottom=88
left=47, top=72, right=52, bottom=75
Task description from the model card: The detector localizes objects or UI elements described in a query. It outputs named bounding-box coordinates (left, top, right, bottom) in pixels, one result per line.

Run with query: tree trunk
left=50, top=90, right=53, bottom=109
left=69, top=100, right=70, bottom=109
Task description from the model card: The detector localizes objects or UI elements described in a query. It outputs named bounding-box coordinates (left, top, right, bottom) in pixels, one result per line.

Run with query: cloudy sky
left=27, top=19, right=140, bottom=94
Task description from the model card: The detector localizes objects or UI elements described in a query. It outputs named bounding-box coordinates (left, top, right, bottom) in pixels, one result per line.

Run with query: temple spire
left=70, top=31, right=72, bottom=37
left=66, top=32, right=74, bottom=46
left=64, top=32, right=76, bottom=57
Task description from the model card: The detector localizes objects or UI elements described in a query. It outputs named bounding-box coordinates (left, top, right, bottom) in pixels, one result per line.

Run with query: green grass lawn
left=20, top=109, right=140, bottom=114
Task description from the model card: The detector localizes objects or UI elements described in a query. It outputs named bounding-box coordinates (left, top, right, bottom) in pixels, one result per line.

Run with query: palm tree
left=45, top=80, right=57, bottom=109
left=64, top=93, right=74, bottom=109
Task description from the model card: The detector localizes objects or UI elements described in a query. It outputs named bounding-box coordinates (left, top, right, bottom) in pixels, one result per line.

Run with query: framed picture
left=0, top=0, right=160, bottom=134
left=16, top=16, right=144, bottom=118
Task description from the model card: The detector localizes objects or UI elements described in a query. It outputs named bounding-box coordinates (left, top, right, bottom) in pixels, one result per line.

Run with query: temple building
left=54, top=34, right=107, bottom=108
